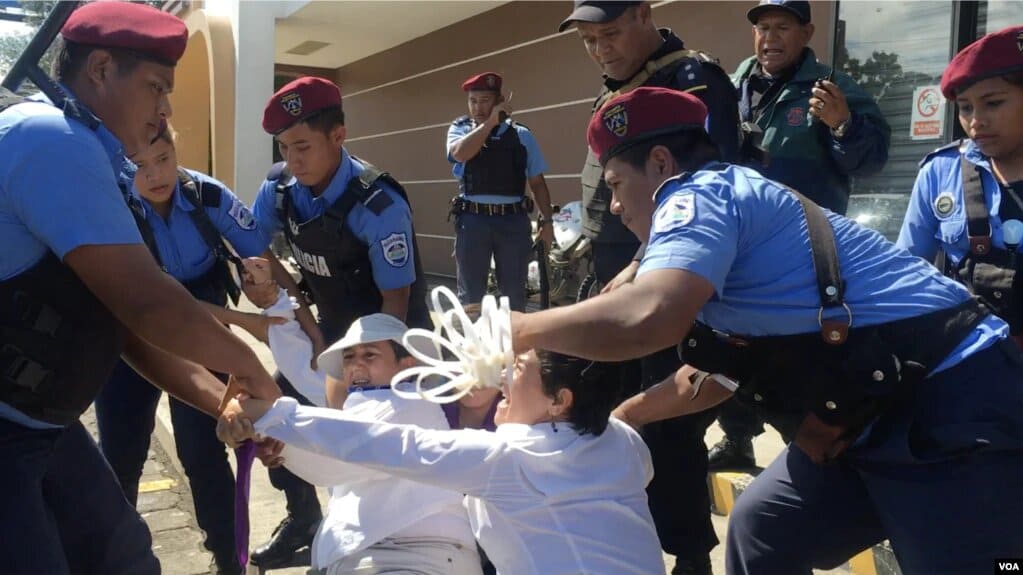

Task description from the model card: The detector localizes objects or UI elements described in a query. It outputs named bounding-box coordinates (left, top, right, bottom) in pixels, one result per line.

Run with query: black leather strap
left=962, top=153, right=992, bottom=256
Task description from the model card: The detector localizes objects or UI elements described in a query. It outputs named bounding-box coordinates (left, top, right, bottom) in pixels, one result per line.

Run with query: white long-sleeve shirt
left=278, top=390, right=476, bottom=569
left=261, top=289, right=328, bottom=406
left=256, top=397, right=665, bottom=575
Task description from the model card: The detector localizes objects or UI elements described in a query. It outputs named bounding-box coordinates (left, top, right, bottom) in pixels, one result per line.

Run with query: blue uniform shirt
left=252, top=150, right=416, bottom=291
left=446, top=119, right=548, bottom=205
left=0, top=101, right=142, bottom=280
left=638, top=164, right=1007, bottom=373
left=0, top=94, right=143, bottom=428
left=134, top=168, right=269, bottom=282
left=896, top=139, right=1022, bottom=263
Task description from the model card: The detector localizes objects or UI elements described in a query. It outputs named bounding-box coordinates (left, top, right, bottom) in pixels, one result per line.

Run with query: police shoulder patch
left=932, top=191, right=957, bottom=220
left=653, top=192, right=696, bottom=234
left=381, top=232, right=409, bottom=267
left=228, top=198, right=257, bottom=230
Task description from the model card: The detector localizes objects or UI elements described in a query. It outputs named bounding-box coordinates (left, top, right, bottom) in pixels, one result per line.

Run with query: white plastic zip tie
left=390, top=286, right=513, bottom=403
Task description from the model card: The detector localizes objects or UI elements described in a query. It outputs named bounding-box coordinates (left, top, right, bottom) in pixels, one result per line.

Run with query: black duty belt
left=450, top=197, right=530, bottom=217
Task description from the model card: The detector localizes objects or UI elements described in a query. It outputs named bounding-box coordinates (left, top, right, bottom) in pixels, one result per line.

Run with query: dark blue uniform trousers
left=455, top=211, right=532, bottom=312
left=726, top=340, right=1023, bottom=574
left=95, top=360, right=236, bottom=563
left=0, top=416, right=159, bottom=573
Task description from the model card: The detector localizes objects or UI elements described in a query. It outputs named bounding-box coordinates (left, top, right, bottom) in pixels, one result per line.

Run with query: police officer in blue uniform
left=94, top=125, right=274, bottom=575
left=0, top=3, right=280, bottom=572
left=447, top=72, right=554, bottom=311
left=513, top=87, right=1023, bottom=574
left=249, top=76, right=430, bottom=567
left=560, top=4, right=741, bottom=571
left=898, top=25, right=1023, bottom=352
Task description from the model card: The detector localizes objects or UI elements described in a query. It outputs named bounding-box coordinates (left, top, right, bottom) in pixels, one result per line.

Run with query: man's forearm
left=122, top=332, right=226, bottom=417
left=448, top=120, right=494, bottom=163
left=66, top=244, right=280, bottom=400
left=529, top=176, right=554, bottom=221
left=515, top=269, right=711, bottom=360
left=516, top=284, right=667, bottom=360
left=380, top=286, right=411, bottom=321
left=615, top=365, right=734, bottom=427
left=133, top=287, right=267, bottom=379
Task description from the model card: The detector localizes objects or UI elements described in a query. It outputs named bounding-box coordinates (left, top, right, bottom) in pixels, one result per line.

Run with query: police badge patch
left=603, top=103, right=628, bottom=137
left=280, top=92, right=303, bottom=117
left=653, top=192, right=696, bottom=234
left=381, top=232, right=409, bottom=267
left=228, top=199, right=257, bottom=230
left=933, top=192, right=956, bottom=219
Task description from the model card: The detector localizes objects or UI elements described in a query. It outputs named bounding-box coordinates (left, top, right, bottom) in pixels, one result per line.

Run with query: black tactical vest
left=270, top=159, right=430, bottom=339
left=128, top=168, right=241, bottom=307
left=0, top=88, right=126, bottom=426
left=581, top=48, right=727, bottom=243
left=938, top=152, right=1023, bottom=335
left=456, top=116, right=527, bottom=198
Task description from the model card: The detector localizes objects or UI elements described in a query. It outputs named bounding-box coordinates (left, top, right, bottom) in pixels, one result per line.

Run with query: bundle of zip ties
left=390, top=286, right=513, bottom=403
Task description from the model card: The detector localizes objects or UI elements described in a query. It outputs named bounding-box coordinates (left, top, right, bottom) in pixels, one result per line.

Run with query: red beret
left=462, top=72, right=502, bottom=92
left=263, top=76, right=342, bottom=135
left=61, top=1, right=188, bottom=67
left=941, top=25, right=1023, bottom=99
left=587, top=87, right=708, bottom=165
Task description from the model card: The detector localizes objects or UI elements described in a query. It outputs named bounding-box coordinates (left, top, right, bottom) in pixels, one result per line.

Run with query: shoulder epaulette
left=918, top=139, right=963, bottom=167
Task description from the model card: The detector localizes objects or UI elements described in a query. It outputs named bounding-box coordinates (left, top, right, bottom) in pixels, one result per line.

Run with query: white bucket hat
left=317, top=313, right=438, bottom=378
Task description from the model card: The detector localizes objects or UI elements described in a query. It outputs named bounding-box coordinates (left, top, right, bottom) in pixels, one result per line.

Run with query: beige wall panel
left=345, top=126, right=455, bottom=182
left=345, top=102, right=591, bottom=183
left=417, top=235, right=457, bottom=277
left=341, top=31, right=597, bottom=137
left=336, top=1, right=576, bottom=94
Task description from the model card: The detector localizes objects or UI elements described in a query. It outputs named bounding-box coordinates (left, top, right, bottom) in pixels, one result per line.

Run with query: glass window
left=978, top=0, right=1023, bottom=35
left=834, top=1, right=955, bottom=240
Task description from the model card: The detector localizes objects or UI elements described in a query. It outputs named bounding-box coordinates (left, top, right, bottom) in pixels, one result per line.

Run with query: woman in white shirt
left=222, top=350, right=665, bottom=575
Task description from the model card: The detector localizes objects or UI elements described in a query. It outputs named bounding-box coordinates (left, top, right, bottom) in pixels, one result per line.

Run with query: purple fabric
left=233, top=441, right=257, bottom=569
left=442, top=398, right=500, bottom=432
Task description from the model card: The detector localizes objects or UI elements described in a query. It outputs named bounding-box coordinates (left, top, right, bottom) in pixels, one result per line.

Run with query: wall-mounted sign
left=911, top=85, right=945, bottom=141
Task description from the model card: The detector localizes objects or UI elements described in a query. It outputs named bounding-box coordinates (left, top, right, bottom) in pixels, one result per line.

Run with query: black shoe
left=672, top=554, right=713, bottom=575
left=707, top=436, right=755, bottom=470
left=248, top=515, right=318, bottom=568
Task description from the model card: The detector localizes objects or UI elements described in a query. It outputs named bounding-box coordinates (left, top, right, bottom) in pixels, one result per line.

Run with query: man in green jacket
left=711, top=0, right=892, bottom=470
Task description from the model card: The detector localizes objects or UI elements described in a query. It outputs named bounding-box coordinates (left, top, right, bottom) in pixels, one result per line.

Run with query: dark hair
left=53, top=39, right=142, bottom=83
left=301, top=105, right=345, bottom=134
left=614, top=129, right=721, bottom=172
left=536, top=350, right=619, bottom=436
left=388, top=340, right=412, bottom=361
left=1005, top=72, right=1023, bottom=89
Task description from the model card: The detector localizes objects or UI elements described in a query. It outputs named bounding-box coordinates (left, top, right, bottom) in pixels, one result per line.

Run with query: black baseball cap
left=558, top=1, right=643, bottom=33
left=747, top=0, right=812, bottom=24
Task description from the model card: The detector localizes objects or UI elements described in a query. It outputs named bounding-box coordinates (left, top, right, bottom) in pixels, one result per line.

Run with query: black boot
left=707, top=436, right=756, bottom=470
left=248, top=514, right=319, bottom=568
